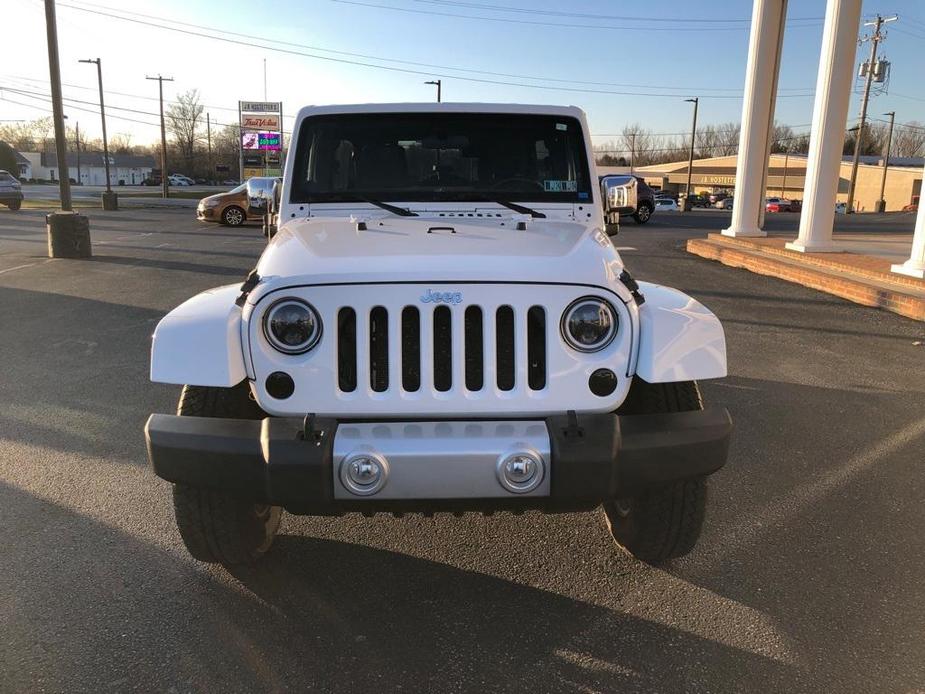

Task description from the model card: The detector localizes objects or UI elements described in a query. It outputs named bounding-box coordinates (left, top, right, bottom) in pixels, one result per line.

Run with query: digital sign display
left=258, top=132, right=282, bottom=151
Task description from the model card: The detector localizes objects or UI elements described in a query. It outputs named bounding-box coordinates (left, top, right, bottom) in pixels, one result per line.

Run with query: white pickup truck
left=145, top=103, right=731, bottom=566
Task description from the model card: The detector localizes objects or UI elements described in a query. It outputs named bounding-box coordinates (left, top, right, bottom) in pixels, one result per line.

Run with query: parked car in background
left=765, top=197, right=792, bottom=213
left=168, top=174, right=195, bottom=187
left=715, top=197, right=734, bottom=210
left=679, top=193, right=709, bottom=209
left=655, top=197, right=679, bottom=212
left=196, top=177, right=279, bottom=226
left=708, top=192, right=730, bottom=204
left=902, top=195, right=919, bottom=212
left=789, top=199, right=802, bottom=213
left=834, top=201, right=848, bottom=214
left=654, top=189, right=677, bottom=201
left=0, top=169, right=23, bottom=210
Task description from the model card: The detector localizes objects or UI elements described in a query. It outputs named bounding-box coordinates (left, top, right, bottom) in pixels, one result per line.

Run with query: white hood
left=250, top=215, right=625, bottom=301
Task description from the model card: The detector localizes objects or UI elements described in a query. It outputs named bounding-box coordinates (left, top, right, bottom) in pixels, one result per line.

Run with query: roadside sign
left=240, top=101, right=281, bottom=113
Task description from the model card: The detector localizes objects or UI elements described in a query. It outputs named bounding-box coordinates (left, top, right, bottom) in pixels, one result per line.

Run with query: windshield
left=290, top=112, right=592, bottom=204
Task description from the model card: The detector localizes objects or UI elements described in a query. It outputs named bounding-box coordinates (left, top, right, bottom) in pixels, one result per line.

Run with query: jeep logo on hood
left=420, top=289, right=463, bottom=305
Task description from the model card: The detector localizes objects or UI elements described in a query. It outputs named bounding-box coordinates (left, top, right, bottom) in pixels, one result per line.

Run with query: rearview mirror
left=600, top=175, right=638, bottom=236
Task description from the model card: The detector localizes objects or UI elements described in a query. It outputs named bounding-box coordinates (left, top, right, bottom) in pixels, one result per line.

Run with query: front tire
left=171, top=384, right=281, bottom=565
left=604, top=380, right=708, bottom=564
left=221, top=205, right=246, bottom=226
left=632, top=202, right=653, bottom=224
left=8, top=200, right=21, bottom=211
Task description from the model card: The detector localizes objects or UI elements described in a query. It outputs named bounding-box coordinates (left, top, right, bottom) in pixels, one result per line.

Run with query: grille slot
left=464, top=306, right=484, bottom=391
left=369, top=306, right=389, bottom=392
left=337, top=307, right=357, bottom=392
left=401, top=306, right=421, bottom=392
left=496, top=305, right=515, bottom=391
left=527, top=306, right=547, bottom=391
left=433, top=305, right=453, bottom=392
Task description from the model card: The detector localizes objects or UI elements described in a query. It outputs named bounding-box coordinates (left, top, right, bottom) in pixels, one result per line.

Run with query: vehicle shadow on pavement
left=226, top=534, right=794, bottom=693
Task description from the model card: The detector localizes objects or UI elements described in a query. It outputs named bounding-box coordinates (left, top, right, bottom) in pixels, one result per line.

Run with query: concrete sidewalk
left=688, top=231, right=925, bottom=321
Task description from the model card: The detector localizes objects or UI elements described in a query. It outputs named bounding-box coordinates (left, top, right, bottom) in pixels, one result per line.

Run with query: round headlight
left=263, top=299, right=322, bottom=354
left=561, top=297, right=617, bottom=352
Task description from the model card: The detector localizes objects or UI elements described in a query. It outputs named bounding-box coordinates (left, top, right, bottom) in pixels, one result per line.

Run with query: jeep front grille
left=336, top=303, right=547, bottom=394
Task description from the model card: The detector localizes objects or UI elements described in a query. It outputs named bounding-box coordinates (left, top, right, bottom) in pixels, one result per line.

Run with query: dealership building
left=606, top=153, right=922, bottom=212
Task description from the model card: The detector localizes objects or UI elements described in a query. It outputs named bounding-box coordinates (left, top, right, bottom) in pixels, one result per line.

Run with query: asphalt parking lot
left=1, top=207, right=923, bottom=692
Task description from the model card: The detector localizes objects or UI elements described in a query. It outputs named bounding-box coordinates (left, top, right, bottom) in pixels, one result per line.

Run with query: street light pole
left=80, top=58, right=115, bottom=207
left=877, top=110, right=895, bottom=212
left=146, top=74, right=174, bottom=199
left=682, top=97, right=699, bottom=212
left=207, top=112, right=213, bottom=185
left=846, top=14, right=897, bottom=213
left=425, top=80, right=442, bottom=103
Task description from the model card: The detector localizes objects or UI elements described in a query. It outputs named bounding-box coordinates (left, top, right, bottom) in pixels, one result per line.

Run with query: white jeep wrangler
left=145, top=103, right=731, bottom=566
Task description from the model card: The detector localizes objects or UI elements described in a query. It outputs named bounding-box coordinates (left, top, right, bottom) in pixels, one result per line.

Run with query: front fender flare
left=634, top=282, right=727, bottom=383
left=150, top=284, right=246, bottom=387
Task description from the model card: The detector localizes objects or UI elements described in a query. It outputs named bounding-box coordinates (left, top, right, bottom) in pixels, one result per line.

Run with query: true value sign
left=241, top=114, right=280, bottom=129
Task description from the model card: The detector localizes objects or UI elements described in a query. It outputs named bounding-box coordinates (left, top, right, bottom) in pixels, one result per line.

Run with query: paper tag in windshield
left=556, top=123, right=568, bottom=131
left=544, top=180, right=578, bottom=192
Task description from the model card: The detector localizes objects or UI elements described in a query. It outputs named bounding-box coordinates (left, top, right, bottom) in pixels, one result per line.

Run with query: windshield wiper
left=469, top=197, right=546, bottom=219
left=356, top=197, right=418, bottom=217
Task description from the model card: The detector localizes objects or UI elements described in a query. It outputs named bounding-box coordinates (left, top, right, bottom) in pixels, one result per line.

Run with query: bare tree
left=892, top=122, right=925, bottom=158
left=166, top=89, right=204, bottom=163
left=620, top=124, right=656, bottom=167
left=0, top=117, right=54, bottom=151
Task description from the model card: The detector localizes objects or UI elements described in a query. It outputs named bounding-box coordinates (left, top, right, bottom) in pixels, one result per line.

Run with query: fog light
left=497, top=450, right=545, bottom=494
left=588, top=368, right=617, bottom=397
left=340, top=451, right=389, bottom=496
left=266, top=371, right=295, bottom=399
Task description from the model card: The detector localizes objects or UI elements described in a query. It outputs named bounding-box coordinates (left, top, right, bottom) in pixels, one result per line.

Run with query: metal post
left=877, top=111, right=895, bottom=211
left=147, top=74, right=173, bottom=199
left=207, top=112, right=213, bottom=185
left=682, top=97, right=699, bottom=212
left=781, top=151, right=789, bottom=197
left=630, top=132, right=636, bottom=173
left=44, top=0, right=71, bottom=211
left=846, top=14, right=897, bottom=213
left=75, top=121, right=80, bottom=184
left=425, top=80, right=441, bottom=103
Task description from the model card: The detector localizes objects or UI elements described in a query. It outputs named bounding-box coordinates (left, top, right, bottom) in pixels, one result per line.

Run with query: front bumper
left=197, top=206, right=216, bottom=220
left=0, top=191, right=23, bottom=203
left=145, top=409, right=732, bottom=514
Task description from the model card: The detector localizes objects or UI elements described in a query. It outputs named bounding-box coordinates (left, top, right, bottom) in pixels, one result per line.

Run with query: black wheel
left=171, top=383, right=281, bottom=565
left=8, top=200, right=21, bottom=211
left=604, top=380, right=708, bottom=564
left=221, top=205, right=246, bottom=226
left=632, top=202, right=653, bottom=224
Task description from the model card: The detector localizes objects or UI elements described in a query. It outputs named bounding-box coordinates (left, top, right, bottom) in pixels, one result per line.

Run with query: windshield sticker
left=578, top=192, right=589, bottom=200
left=544, top=180, right=578, bottom=192
left=556, top=123, right=568, bottom=131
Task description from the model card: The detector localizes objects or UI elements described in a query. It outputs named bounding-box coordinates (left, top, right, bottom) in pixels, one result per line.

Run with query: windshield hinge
left=235, top=269, right=261, bottom=306
left=619, top=270, right=646, bottom=306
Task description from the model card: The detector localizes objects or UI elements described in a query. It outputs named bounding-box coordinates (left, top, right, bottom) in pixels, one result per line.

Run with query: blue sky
left=4, top=0, right=925, bottom=148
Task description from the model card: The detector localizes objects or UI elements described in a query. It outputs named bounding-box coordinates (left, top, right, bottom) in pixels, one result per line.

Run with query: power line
left=410, top=0, right=824, bottom=25
left=52, top=1, right=813, bottom=99
left=331, top=0, right=822, bottom=32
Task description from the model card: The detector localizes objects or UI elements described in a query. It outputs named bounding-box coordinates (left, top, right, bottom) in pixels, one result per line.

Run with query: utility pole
left=781, top=151, right=789, bottom=198
left=846, top=14, right=897, bottom=213
left=629, top=132, right=636, bottom=173
left=425, top=79, right=442, bottom=103
left=80, top=58, right=116, bottom=208
left=44, top=0, right=91, bottom=258
left=146, top=74, right=174, bottom=199
left=877, top=111, right=896, bottom=212
left=207, top=112, right=213, bottom=186
left=75, top=120, right=80, bottom=185
left=682, top=97, right=699, bottom=212
left=263, top=58, right=268, bottom=101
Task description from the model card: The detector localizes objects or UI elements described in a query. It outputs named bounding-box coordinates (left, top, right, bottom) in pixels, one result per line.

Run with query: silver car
left=0, top=170, right=23, bottom=211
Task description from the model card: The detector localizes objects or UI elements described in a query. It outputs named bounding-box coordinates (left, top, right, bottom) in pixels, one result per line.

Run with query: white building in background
left=22, top=151, right=156, bottom=185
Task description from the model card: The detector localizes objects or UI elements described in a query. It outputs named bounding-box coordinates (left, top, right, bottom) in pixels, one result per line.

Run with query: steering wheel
left=490, top=177, right=545, bottom=191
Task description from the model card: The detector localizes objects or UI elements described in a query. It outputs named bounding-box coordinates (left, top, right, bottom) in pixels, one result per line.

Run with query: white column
left=892, top=178, right=925, bottom=278
left=786, top=0, right=863, bottom=253
left=722, top=0, right=787, bottom=238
